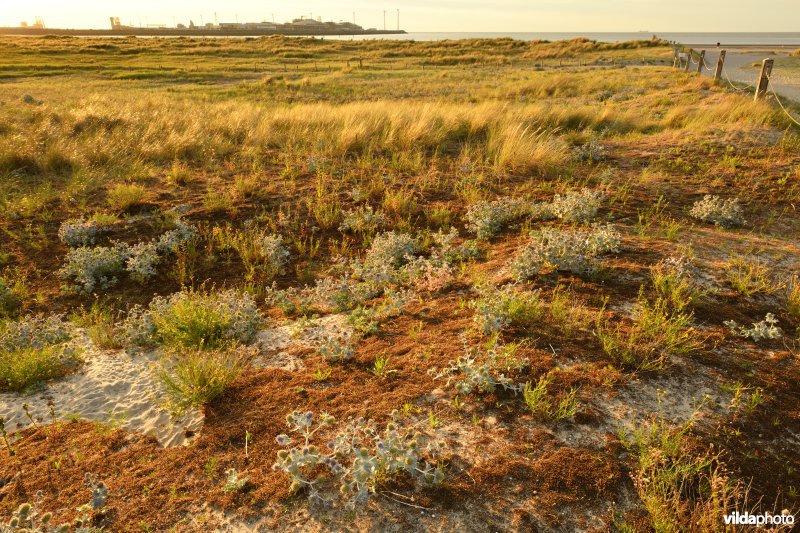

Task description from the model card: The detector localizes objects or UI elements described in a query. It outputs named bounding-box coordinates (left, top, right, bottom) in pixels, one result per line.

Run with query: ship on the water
left=0, top=15, right=406, bottom=37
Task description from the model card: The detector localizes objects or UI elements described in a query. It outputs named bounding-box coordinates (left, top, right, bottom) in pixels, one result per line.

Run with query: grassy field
left=0, top=35, right=799, bottom=531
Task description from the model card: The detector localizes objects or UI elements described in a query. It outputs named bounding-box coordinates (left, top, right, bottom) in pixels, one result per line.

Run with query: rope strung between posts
left=766, top=73, right=800, bottom=128
left=722, top=65, right=751, bottom=93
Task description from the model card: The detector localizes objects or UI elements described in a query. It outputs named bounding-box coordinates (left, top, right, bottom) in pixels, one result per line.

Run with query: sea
left=321, top=32, right=800, bottom=46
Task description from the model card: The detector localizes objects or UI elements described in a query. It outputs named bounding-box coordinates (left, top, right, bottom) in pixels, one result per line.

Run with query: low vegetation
left=0, top=35, right=797, bottom=531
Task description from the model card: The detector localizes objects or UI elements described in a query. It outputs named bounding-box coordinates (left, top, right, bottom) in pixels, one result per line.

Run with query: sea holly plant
left=223, top=468, right=249, bottom=492
left=273, top=411, right=444, bottom=509
left=432, top=338, right=526, bottom=395
left=318, top=331, right=356, bottom=362
left=724, top=313, right=782, bottom=343
left=689, top=195, right=745, bottom=228
left=510, top=224, right=621, bottom=280
left=3, top=498, right=70, bottom=532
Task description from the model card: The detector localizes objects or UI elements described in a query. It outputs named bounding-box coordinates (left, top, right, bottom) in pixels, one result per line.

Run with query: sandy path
left=698, top=49, right=800, bottom=104
left=0, top=315, right=349, bottom=448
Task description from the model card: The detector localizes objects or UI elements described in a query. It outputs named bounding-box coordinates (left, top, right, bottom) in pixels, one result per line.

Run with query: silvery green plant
left=724, top=313, right=782, bottom=342
left=364, top=231, right=419, bottom=270
left=223, top=469, right=249, bottom=492
left=155, top=219, right=199, bottom=254
left=58, top=219, right=105, bottom=248
left=464, top=197, right=533, bottom=240
left=0, top=314, right=71, bottom=351
left=469, top=284, right=541, bottom=336
left=433, top=338, right=525, bottom=395
left=550, top=188, right=605, bottom=224
left=84, top=473, right=108, bottom=510
left=430, top=227, right=481, bottom=265
left=689, top=195, right=745, bottom=228
left=339, top=205, right=386, bottom=234
left=344, top=287, right=414, bottom=339
left=573, top=140, right=607, bottom=162
left=273, top=411, right=444, bottom=509
left=511, top=224, right=621, bottom=280
left=3, top=497, right=70, bottom=532
left=58, top=243, right=130, bottom=294
left=318, top=332, right=356, bottom=361
left=71, top=473, right=108, bottom=532
left=255, top=233, right=290, bottom=280
left=118, top=289, right=262, bottom=349
left=115, top=305, right=157, bottom=348
left=150, top=289, right=262, bottom=346
left=125, top=242, right=160, bottom=283
left=405, top=258, right=454, bottom=293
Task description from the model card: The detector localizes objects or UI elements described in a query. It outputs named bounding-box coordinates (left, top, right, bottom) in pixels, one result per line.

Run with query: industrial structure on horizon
left=6, top=13, right=405, bottom=37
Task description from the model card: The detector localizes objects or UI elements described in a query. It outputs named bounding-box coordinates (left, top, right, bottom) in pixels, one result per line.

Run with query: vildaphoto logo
left=724, top=511, right=795, bottom=527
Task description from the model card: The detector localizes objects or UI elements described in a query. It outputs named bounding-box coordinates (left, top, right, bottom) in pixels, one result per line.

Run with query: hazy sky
left=3, top=1, right=798, bottom=32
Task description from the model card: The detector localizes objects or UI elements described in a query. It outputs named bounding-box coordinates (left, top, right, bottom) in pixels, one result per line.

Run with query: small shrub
left=116, top=305, right=157, bottom=348
left=273, top=411, right=444, bottom=508
left=724, top=255, right=775, bottom=297
left=107, top=183, right=147, bottom=212
left=545, top=284, right=598, bottom=333
left=0, top=275, right=23, bottom=318
left=511, top=224, right=620, bottom=280
left=573, top=141, right=607, bottom=162
left=125, top=242, right=160, bottom=283
left=689, top=195, right=745, bottom=228
left=58, top=244, right=129, bottom=294
left=470, top=284, right=543, bottom=335
left=430, top=227, right=481, bottom=265
left=788, top=275, right=800, bottom=320
left=202, top=189, right=235, bottom=213
left=154, top=348, right=252, bottom=415
left=58, top=218, right=105, bottom=247
left=214, top=225, right=289, bottom=281
left=724, top=313, right=782, bottom=342
left=70, top=299, right=122, bottom=350
left=523, top=372, right=578, bottom=422
left=123, top=289, right=262, bottom=350
left=650, top=256, right=703, bottom=313
left=405, top=257, right=454, bottom=293
left=339, top=205, right=385, bottom=234
left=0, top=315, right=81, bottom=392
left=433, top=339, right=525, bottom=395
left=596, top=290, right=701, bottom=371
left=621, top=415, right=740, bottom=531
left=318, top=331, right=356, bottom=361
left=364, top=231, right=419, bottom=269
left=550, top=188, right=604, bottom=223
left=465, top=197, right=546, bottom=239
left=156, top=219, right=199, bottom=254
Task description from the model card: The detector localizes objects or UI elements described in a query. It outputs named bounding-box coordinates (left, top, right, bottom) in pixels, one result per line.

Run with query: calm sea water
left=322, top=32, right=800, bottom=46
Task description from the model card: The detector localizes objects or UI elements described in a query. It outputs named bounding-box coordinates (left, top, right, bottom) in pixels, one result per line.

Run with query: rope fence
left=674, top=47, right=800, bottom=127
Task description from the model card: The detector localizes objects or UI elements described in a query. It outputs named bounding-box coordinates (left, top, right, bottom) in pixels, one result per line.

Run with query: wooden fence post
left=714, top=50, right=726, bottom=82
left=684, top=49, right=693, bottom=72
left=696, top=50, right=705, bottom=74
left=755, top=58, right=774, bottom=101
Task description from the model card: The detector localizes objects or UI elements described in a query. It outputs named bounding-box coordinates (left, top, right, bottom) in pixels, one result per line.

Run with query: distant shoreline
left=0, top=27, right=407, bottom=38
left=0, top=30, right=795, bottom=47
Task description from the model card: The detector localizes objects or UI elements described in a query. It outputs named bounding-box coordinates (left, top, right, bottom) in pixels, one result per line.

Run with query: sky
left=2, top=0, right=798, bottom=32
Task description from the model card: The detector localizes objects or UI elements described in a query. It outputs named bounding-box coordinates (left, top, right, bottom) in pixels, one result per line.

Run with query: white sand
left=0, top=332, right=203, bottom=448
left=0, top=315, right=350, bottom=448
